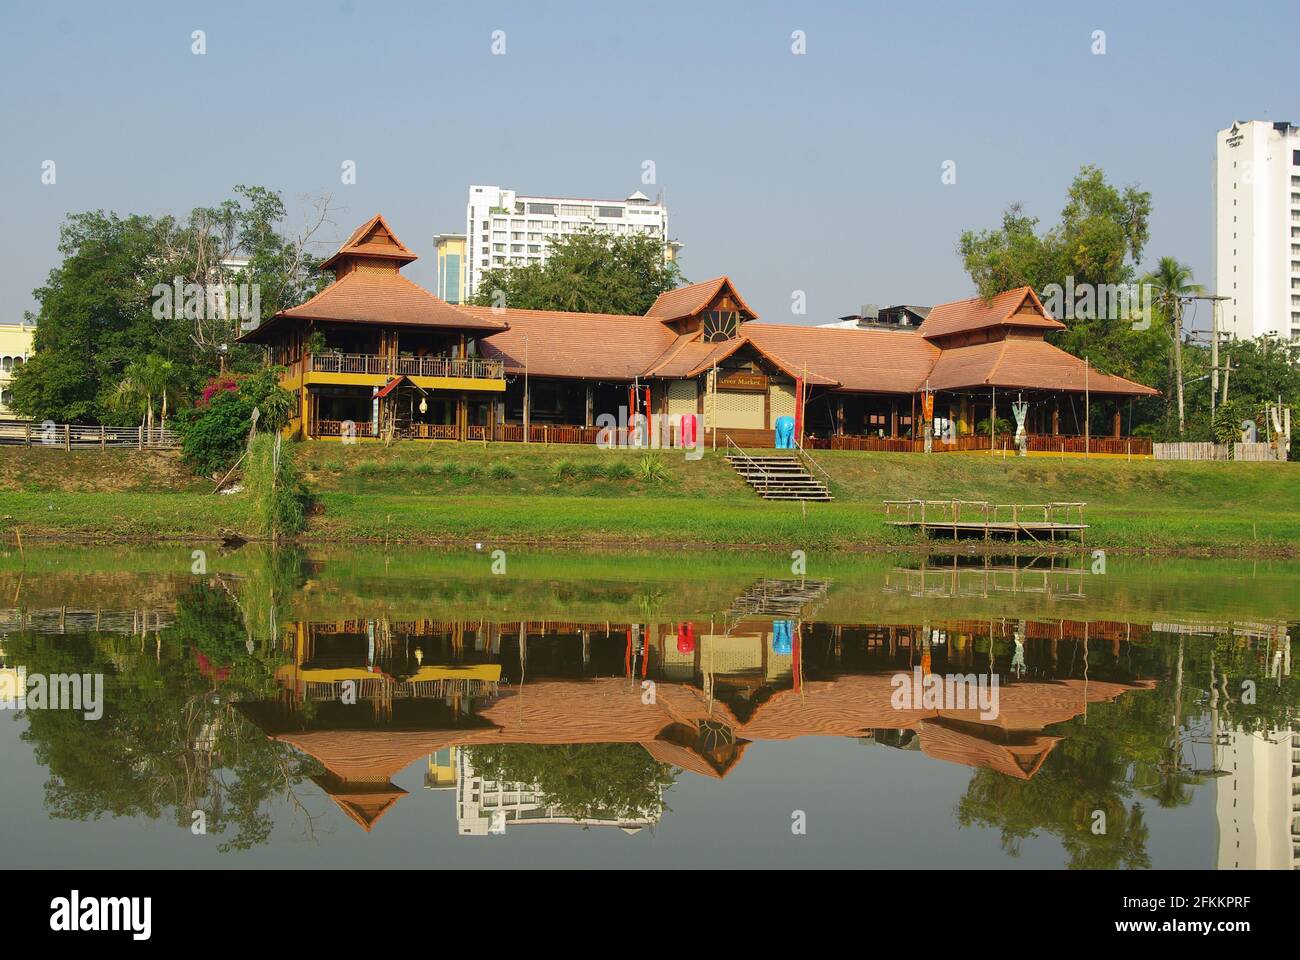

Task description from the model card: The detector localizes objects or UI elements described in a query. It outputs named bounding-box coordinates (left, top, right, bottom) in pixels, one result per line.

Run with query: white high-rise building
left=1213, top=120, right=1300, bottom=340
left=463, top=185, right=678, bottom=301
left=1215, top=725, right=1299, bottom=870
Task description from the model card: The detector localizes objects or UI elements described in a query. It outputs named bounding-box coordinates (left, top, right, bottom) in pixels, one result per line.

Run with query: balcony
left=308, top=353, right=505, bottom=381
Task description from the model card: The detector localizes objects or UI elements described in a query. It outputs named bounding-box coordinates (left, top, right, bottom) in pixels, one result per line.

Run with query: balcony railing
left=309, top=353, right=505, bottom=380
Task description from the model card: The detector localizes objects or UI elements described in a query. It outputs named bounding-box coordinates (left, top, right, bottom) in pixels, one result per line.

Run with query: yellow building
left=0, top=321, right=35, bottom=417
left=433, top=233, right=467, bottom=305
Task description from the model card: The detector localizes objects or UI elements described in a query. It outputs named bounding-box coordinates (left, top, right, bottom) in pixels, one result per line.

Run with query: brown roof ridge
left=642, top=330, right=704, bottom=377
left=459, top=303, right=649, bottom=322
left=645, top=276, right=759, bottom=324
left=320, top=214, right=419, bottom=271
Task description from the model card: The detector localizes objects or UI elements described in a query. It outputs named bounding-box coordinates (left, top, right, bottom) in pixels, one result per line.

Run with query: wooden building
left=240, top=215, right=1158, bottom=452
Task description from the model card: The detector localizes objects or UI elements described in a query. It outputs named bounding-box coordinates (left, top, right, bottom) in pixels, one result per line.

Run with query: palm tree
left=1143, top=257, right=1202, bottom=437
left=112, top=355, right=186, bottom=440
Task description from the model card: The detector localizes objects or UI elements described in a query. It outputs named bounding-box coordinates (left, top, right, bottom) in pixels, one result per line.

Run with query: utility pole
left=1180, top=294, right=1231, bottom=429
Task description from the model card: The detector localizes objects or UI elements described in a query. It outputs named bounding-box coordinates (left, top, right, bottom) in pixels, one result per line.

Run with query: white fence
left=0, top=419, right=179, bottom=449
left=1153, top=441, right=1283, bottom=462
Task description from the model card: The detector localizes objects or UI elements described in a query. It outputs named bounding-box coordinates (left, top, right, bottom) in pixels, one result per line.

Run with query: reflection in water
left=0, top=547, right=1295, bottom=868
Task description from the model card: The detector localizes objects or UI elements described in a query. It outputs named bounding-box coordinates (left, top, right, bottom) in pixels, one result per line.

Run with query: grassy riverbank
left=0, top=442, right=1297, bottom=554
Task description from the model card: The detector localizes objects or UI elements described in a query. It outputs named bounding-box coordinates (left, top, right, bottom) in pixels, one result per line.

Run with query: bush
left=603, top=460, right=634, bottom=480
left=553, top=459, right=578, bottom=480
left=243, top=433, right=309, bottom=537
left=636, top=452, right=669, bottom=483
left=578, top=463, right=605, bottom=480
left=488, top=463, right=516, bottom=480
left=177, top=367, right=294, bottom=477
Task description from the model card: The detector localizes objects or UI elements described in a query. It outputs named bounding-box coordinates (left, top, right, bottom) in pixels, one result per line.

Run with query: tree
left=470, top=228, right=684, bottom=315
left=9, top=188, right=329, bottom=424
left=1143, top=257, right=1202, bottom=437
left=959, top=165, right=1151, bottom=300
left=111, top=354, right=186, bottom=434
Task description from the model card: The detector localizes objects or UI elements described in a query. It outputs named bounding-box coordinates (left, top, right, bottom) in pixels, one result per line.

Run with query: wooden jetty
left=883, top=499, right=1087, bottom=543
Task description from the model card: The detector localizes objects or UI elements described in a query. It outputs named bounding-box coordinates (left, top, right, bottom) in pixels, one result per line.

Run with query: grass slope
left=1, top=442, right=1296, bottom=554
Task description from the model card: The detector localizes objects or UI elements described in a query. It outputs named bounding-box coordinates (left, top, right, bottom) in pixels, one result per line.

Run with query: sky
left=0, top=0, right=1296, bottom=330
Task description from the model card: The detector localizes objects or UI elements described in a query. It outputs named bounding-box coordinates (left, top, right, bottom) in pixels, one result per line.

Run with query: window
left=702, top=310, right=740, bottom=342
left=528, top=203, right=555, bottom=215
left=597, top=206, right=624, bottom=219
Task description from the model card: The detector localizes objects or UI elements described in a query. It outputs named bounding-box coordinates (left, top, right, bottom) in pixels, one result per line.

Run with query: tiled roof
left=461, top=306, right=678, bottom=380
left=645, top=277, right=758, bottom=324
left=238, top=271, right=506, bottom=343
left=320, top=214, right=418, bottom=271
left=917, top=286, right=1064, bottom=340
left=744, top=323, right=940, bottom=393
left=926, top=337, right=1159, bottom=395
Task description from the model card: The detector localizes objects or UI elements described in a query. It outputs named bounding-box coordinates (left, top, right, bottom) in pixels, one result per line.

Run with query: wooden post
left=1112, top=407, right=1121, bottom=439
left=25, top=422, right=30, bottom=447
left=65, top=423, right=70, bottom=451
left=138, top=425, right=143, bottom=450
left=100, top=424, right=105, bottom=449
left=890, top=399, right=898, bottom=438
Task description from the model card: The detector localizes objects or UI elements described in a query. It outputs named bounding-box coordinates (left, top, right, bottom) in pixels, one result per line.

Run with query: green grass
left=1, top=440, right=1297, bottom=555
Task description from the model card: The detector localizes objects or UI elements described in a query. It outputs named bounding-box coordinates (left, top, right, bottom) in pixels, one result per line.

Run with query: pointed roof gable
left=917, top=286, right=1064, bottom=341
left=320, top=214, right=419, bottom=271
left=645, top=277, right=759, bottom=325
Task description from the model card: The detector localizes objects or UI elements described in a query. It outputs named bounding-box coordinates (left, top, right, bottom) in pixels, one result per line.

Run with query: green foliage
left=465, top=743, right=674, bottom=822
left=636, top=451, right=669, bottom=482
left=469, top=227, right=684, bottom=315
left=177, top=367, right=293, bottom=477
left=9, top=187, right=326, bottom=423
left=552, top=459, right=578, bottom=480
left=488, top=463, right=516, bottom=480
left=959, top=165, right=1151, bottom=299
left=243, top=433, right=309, bottom=538
left=603, top=460, right=635, bottom=480
left=974, top=416, right=1014, bottom=436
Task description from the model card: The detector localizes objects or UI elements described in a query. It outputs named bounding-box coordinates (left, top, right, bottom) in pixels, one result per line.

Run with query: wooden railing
left=828, top=433, right=1152, bottom=456
left=0, top=419, right=178, bottom=449
left=308, top=353, right=505, bottom=380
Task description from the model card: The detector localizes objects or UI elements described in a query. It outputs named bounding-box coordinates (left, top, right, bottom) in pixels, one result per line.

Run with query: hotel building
left=462, top=184, right=675, bottom=302
left=1213, top=120, right=1300, bottom=340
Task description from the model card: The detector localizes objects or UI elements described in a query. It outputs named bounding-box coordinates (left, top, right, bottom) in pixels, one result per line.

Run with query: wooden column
left=1051, top=401, right=1060, bottom=436
left=836, top=396, right=845, bottom=436
left=585, top=383, right=594, bottom=427
left=1112, top=406, right=1121, bottom=439
left=890, top=399, right=898, bottom=438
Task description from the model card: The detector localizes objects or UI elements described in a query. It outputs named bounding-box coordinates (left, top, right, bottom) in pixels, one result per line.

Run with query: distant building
left=462, top=184, right=678, bottom=301
left=819, top=304, right=930, bottom=332
left=1213, top=120, right=1300, bottom=339
left=0, top=321, right=35, bottom=417
left=1215, top=724, right=1299, bottom=869
left=433, top=233, right=467, bottom=304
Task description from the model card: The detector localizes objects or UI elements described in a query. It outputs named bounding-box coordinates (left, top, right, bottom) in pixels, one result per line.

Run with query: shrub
left=636, top=452, right=669, bottom=483
left=177, top=366, right=295, bottom=477
left=243, top=433, right=309, bottom=538
left=603, top=460, right=634, bottom=480
left=578, top=463, right=605, bottom=480
left=553, top=459, right=578, bottom=480
left=489, top=463, right=516, bottom=480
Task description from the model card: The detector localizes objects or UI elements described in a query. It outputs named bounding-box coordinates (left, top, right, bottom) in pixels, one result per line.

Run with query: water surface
left=0, top=546, right=1294, bottom=869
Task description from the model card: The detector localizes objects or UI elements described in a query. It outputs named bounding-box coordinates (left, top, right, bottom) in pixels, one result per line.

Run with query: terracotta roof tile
left=926, top=337, right=1159, bottom=395
left=645, top=277, right=758, bottom=324
left=238, top=270, right=506, bottom=343
left=461, top=306, right=677, bottom=380
left=744, top=323, right=940, bottom=393
left=917, top=286, right=1064, bottom=340
left=320, top=214, right=418, bottom=271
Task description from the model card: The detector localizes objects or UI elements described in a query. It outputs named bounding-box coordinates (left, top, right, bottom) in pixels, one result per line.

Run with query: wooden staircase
left=725, top=452, right=833, bottom=502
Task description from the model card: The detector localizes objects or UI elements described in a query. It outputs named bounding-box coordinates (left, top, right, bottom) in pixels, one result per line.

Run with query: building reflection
left=233, top=578, right=1180, bottom=833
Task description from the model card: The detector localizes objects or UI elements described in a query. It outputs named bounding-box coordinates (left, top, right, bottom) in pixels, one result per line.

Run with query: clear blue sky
left=0, top=0, right=1294, bottom=328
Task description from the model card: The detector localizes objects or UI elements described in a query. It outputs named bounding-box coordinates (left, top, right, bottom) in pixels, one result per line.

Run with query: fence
left=1153, top=441, right=1283, bottom=462
left=828, top=433, right=1153, bottom=456
left=0, top=420, right=179, bottom=449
